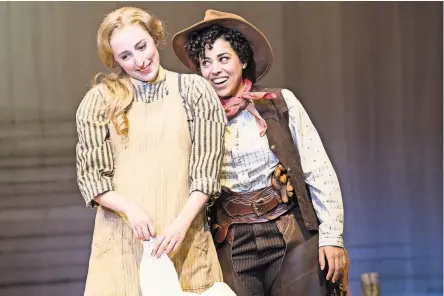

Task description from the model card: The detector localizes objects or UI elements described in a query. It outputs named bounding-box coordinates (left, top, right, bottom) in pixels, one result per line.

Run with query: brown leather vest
left=252, top=85, right=319, bottom=231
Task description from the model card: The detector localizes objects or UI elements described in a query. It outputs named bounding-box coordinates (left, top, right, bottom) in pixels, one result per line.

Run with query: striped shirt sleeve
left=181, top=74, right=227, bottom=204
left=75, top=85, right=115, bottom=207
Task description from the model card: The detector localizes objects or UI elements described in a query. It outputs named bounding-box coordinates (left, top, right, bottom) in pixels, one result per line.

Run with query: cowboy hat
left=172, top=9, right=274, bottom=81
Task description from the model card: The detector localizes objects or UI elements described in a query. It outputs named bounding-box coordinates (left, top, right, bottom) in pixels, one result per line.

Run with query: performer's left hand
left=319, top=246, right=346, bottom=283
left=151, top=218, right=190, bottom=258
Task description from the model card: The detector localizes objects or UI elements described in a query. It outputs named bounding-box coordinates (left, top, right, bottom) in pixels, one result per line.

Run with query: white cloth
left=140, top=238, right=236, bottom=296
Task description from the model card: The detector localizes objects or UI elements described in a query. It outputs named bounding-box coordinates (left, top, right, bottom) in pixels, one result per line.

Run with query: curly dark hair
left=185, top=25, right=257, bottom=82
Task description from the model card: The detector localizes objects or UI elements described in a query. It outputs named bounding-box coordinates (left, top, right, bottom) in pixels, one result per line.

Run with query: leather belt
left=224, top=186, right=282, bottom=217
left=212, top=186, right=296, bottom=243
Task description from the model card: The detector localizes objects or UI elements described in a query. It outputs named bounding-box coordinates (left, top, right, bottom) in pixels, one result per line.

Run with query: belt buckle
left=251, top=197, right=267, bottom=216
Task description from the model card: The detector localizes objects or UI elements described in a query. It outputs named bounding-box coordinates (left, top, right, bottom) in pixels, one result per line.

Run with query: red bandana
left=219, top=79, right=277, bottom=136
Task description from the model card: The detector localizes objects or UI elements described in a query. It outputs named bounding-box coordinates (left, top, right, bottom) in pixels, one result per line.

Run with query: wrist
left=121, top=198, right=138, bottom=216
left=175, top=213, right=193, bottom=229
left=176, top=191, right=209, bottom=227
left=318, top=237, right=344, bottom=249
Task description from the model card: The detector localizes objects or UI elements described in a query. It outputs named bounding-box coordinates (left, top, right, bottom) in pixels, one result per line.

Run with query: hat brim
left=172, top=17, right=273, bottom=81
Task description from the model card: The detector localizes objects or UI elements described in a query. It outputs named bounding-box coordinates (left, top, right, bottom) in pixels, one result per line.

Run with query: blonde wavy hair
left=92, top=7, right=166, bottom=136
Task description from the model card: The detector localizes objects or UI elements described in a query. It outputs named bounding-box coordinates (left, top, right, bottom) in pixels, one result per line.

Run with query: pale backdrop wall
left=0, top=2, right=441, bottom=296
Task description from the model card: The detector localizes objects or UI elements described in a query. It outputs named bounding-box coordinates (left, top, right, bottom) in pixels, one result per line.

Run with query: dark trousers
left=217, top=206, right=339, bottom=296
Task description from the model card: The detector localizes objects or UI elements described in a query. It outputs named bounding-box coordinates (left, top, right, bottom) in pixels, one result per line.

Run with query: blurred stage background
left=0, top=2, right=442, bottom=295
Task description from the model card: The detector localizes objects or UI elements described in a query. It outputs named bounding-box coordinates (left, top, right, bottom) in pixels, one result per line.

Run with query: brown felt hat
left=172, top=9, right=274, bottom=81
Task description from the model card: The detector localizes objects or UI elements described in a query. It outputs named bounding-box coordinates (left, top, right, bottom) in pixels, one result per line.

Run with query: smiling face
left=199, top=38, right=246, bottom=98
left=110, top=24, right=160, bottom=82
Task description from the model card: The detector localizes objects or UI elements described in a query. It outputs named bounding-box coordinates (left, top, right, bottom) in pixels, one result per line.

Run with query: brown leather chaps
left=215, top=203, right=340, bottom=296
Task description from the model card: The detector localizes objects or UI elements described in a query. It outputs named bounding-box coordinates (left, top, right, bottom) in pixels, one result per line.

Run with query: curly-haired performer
left=173, top=10, right=350, bottom=296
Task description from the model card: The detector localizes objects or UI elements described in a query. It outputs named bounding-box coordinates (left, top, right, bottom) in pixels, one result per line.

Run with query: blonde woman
left=75, top=7, right=226, bottom=295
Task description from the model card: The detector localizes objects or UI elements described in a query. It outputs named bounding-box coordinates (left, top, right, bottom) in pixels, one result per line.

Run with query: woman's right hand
left=93, top=191, right=156, bottom=241
left=124, top=203, right=156, bottom=241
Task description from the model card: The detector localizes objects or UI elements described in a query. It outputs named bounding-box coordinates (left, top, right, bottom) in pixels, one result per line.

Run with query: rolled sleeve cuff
left=318, top=235, right=344, bottom=248
left=189, top=177, right=222, bottom=206
left=79, top=178, right=114, bottom=208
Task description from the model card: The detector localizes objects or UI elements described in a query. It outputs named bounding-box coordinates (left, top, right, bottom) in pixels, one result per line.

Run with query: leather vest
left=252, top=85, right=319, bottom=230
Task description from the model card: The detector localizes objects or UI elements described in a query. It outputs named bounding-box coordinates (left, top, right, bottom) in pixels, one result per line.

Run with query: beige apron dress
left=84, top=71, right=222, bottom=295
